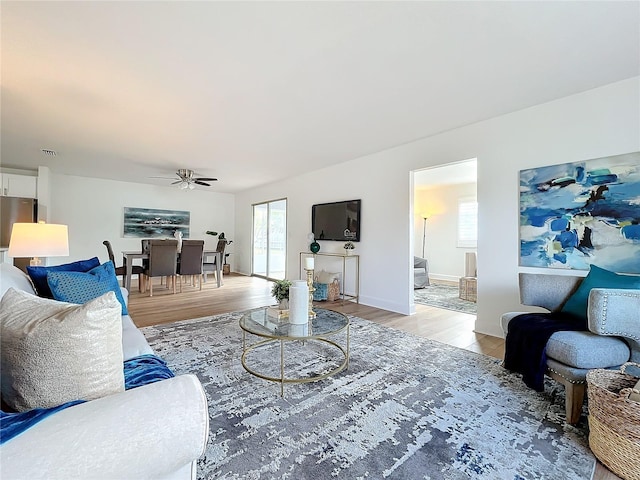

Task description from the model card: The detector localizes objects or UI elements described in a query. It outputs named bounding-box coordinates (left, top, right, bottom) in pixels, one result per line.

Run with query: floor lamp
left=421, top=216, right=428, bottom=259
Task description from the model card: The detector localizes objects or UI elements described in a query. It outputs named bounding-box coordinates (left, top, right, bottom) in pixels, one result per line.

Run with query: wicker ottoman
left=459, top=277, right=477, bottom=302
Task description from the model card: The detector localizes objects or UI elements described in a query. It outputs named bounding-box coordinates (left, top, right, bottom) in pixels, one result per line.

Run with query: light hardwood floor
left=127, top=273, right=617, bottom=480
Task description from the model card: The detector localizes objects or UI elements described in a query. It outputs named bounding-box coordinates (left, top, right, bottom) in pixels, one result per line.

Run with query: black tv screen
left=312, top=199, right=361, bottom=242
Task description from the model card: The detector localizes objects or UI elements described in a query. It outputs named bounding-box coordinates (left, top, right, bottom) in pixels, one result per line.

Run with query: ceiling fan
left=156, top=169, right=218, bottom=189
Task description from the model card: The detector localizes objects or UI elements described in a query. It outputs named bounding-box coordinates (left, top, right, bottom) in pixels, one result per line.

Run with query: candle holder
left=304, top=268, right=316, bottom=318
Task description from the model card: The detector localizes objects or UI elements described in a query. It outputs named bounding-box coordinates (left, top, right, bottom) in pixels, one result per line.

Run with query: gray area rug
left=415, top=284, right=477, bottom=315
left=142, top=312, right=593, bottom=480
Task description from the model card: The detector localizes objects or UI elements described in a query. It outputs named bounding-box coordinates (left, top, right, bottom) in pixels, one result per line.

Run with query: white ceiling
left=1, top=1, right=638, bottom=193
left=415, top=158, right=477, bottom=189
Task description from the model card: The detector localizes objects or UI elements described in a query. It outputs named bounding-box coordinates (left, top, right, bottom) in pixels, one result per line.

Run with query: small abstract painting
left=123, top=207, right=190, bottom=238
left=520, top=152, right=640, bottom=273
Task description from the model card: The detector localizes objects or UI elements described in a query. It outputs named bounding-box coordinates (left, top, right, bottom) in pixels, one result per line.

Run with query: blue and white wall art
left=123, top=207, right=190, bottom=238
left=520, top=152, right=640, bottom=273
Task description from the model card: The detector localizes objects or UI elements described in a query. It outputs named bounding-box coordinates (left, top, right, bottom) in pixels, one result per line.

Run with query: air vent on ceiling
left=41, top=149, right=57, bottom=156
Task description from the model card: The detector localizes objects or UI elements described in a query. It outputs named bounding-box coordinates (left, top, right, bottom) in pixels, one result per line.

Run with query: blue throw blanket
left=0, top=354, right=174, bottom=445
left=503, top=312, right=586, bottom=391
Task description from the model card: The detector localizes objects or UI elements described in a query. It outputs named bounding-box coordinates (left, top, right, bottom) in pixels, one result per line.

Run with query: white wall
left=234, top=77, right=640, bottom=337
left=50, top=174, right=235, bottom=267
left=415, top=182, right=476, bottom=281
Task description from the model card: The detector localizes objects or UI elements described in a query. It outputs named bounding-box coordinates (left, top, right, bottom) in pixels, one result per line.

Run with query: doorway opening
left=412, top=159, right=477, bottom=314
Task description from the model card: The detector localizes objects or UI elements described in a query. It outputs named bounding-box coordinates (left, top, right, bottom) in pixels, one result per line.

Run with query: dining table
left=122, top=249, right=222, bottom=292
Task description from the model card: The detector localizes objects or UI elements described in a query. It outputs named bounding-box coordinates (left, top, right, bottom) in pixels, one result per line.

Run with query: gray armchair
left=501, top=273, right=640, bottom=424
left=414, top=256, right=429, bottom=289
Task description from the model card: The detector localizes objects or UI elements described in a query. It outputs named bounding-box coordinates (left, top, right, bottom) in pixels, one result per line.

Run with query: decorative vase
left=310, top=241, right=320, bottom=253
left=174, top=230, right=183, bottom=253
left=279, top=299, right=289, bottom=310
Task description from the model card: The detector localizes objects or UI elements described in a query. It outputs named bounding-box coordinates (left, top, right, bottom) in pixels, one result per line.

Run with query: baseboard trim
left=428, top=273, right=460, bottom=283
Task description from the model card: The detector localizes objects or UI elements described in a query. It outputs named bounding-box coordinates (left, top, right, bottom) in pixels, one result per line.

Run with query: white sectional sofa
left=0, top=263, right=209, bottom=480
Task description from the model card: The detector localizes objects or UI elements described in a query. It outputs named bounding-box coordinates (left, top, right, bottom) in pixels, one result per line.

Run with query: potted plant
left=271, top=279, right=292, bottom=309
left=343, top=241, right=355, bottom=255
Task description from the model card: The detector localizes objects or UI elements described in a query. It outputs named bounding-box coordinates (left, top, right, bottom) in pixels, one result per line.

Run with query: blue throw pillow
left=47, top=261, right=128, bottom=315
left=26, top=257, right=101, bottom=298
left=313, top=282, right=328, bottom=301
left=560, top=264, right=640, bottom=322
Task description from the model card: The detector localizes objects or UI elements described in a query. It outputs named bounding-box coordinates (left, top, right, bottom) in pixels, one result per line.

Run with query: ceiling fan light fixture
left=166, top=169, right=217, bottom=189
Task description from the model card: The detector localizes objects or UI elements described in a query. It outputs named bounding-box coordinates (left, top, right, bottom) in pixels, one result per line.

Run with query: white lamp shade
left=8, top=223, right=69, bottom=258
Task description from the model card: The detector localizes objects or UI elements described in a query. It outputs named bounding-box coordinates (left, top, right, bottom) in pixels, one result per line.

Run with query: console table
left=299, top=251, right=360, bottom=304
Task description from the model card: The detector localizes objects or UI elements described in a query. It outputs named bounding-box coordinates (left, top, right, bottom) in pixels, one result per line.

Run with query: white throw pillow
left=0, top=288, right=124, bottom=412
left=315, top=270, right=341, bottom=285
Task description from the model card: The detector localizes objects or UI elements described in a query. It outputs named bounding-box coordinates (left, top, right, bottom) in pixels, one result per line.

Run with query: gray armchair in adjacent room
left=501, top=272, right=640, bottom=424
left=414, top=256, right=430, bottom=289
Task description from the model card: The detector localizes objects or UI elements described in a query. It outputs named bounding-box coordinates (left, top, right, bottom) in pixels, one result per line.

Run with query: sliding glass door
left=252, top=198, right=287, bottom=280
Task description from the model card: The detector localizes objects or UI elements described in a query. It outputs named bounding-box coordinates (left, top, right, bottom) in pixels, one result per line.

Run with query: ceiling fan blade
left=171, top=180, right=183, bottom=185
left=195, top=177, right=217, bottom=182
left=194, top=180, right=211, bottom=186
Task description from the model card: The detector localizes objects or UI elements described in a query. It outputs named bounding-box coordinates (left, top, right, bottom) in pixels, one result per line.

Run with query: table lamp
left=8, top=222, right=69, bottom=266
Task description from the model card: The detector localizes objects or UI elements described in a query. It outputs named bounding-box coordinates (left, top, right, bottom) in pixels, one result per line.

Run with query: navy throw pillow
left=26, top=257, right=101, bottom=298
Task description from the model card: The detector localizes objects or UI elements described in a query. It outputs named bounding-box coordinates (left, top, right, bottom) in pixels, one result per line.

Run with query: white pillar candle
left=288, top=281, right=309, bottom=325
left=304, top=257, right=314, bottom=270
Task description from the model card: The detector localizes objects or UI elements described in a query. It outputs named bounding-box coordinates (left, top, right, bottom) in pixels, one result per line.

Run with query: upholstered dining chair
left=142, top=239, right=178, bottom=297
left=203, top=239, right=227, bottom=283
left=103, top=240, right=145, bottom=292
left=177, top=240, right=204, bottom=292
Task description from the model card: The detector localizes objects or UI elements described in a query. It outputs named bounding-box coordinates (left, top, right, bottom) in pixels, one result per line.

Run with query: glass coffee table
left=239, top=307, right=350, bottom=396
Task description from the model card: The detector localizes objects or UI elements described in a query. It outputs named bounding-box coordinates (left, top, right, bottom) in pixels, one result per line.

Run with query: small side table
left=459, top=277, right=477, bottom=302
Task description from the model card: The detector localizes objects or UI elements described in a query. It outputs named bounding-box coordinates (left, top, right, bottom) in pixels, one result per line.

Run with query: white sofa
left=0, top=263, right=209, bottom=480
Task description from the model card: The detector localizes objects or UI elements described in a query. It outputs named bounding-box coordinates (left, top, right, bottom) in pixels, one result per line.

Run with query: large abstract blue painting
left=123, top=207, right=190, bottom=238
left=520, top=152, right=640, bottom=273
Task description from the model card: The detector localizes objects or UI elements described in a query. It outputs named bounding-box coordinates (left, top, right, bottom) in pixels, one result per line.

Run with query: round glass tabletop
left=240, top=307, right=349, bottom=340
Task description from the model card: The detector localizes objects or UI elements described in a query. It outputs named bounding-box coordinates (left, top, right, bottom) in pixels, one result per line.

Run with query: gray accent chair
left=501, top=272, right=640, bottom=424
left=414, top=256, right=430, bottom=289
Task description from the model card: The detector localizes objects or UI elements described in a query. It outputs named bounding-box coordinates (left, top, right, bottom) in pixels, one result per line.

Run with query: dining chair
left=103, top=240, right=145, bottom=292
left=142, top=239, right=178, bottom=297
left=203, top=239, right=226, bottom=283
left=177, top=240, right=204, bottom=292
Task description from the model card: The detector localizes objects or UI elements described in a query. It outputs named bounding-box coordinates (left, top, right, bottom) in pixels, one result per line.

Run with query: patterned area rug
left=414, top=283, right=477, bottom=315
left=142, top=312, right=593, bottom=480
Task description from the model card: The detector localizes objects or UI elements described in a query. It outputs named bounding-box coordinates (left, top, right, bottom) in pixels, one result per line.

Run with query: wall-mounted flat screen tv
left=312, top=199, right=361, bottom=242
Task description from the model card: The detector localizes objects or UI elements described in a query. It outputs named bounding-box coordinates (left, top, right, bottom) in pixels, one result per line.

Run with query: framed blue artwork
left=123, top=207, right=190, bottom=238
left=519, top=151, right=640, bottom=273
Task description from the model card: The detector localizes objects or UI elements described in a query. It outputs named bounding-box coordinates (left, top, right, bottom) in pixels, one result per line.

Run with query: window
left=458, top=198, right=477, bottom=248
left=252, top=198, right=287, bottom=280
